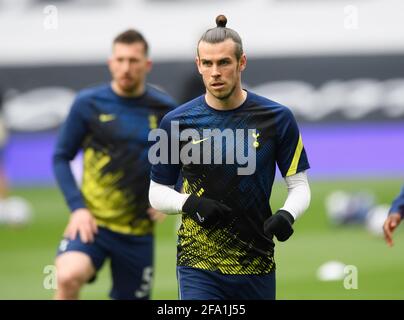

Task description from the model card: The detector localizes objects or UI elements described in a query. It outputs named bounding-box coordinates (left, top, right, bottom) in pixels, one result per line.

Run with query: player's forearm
left=149, top=180, right=190, bottom=215
left=280, top=170, right=311, bottom=220
left=53, top=152, right=85, bottom=212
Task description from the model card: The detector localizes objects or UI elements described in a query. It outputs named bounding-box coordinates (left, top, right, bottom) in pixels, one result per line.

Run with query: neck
left=111, top=81, right=145, bottom=98
left=205, top=85, right=247, bottom=111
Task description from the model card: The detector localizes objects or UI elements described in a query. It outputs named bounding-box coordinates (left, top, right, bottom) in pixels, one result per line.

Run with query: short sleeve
left=276, top=107, right=310, bottom=177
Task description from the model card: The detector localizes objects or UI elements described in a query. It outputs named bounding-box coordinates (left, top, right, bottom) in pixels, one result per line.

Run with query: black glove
left=182, top=194, right=232, bottom=228
left=264, top=210, right=295, bottom=242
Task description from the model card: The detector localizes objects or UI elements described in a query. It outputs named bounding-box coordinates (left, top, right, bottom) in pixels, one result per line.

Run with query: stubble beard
left=207, top=82, right=237, bottom=101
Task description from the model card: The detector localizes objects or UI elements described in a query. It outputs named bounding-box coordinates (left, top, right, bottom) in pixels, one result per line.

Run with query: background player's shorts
left=177, top=266, right=276, bottom=300
left=57, top=226, right=154, bottom=300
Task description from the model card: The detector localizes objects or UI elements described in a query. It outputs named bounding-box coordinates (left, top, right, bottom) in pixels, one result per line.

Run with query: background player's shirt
left=390, top=186, right=404, bottom=217
left=151, top=91, right=310, bottom=274
left=54, top=84, right=176, bottom=235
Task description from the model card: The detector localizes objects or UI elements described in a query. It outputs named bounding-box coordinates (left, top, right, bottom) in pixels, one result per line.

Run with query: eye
left=202, top=60, right=212, bottom=67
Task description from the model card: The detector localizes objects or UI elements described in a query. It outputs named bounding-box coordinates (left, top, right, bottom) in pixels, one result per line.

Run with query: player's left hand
left=383, top=212, right=401, bottom=247
left=264, top=210, right=294, bottom=242
left=147, top=207, right=167, bottom=223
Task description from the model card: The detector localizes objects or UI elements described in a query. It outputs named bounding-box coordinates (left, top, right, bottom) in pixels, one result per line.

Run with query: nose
left=122, top=60, right=131, bottom=72
left=211, top=65, right=221, bottom=78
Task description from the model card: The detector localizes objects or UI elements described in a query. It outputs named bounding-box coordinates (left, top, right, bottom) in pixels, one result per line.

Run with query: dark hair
left=197, top=15, right=243, bottom=60
left=113, top=29, right=149, bottom=55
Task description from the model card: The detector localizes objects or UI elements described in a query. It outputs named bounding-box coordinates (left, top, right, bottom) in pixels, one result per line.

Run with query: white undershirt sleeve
left=280, top=170, right=311, bottom=220
left=149, top=180, right=190, bottom=215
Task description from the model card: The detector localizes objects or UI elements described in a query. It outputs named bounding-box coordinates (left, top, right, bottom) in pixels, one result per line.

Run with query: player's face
left=196, top=39, right=246, bottom=101
left=108, top=42, right=151, bottom=93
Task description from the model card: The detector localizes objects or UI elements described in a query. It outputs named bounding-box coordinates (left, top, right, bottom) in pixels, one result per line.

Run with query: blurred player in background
left=149, top=15, right=311, bottom=300
left=0, top=88, right=33, bottom=227
left=53, top=29, right=176, bottom=300
left=383, top=187, right=403, bottom=246
left=0, top=88, right=8, bottom=201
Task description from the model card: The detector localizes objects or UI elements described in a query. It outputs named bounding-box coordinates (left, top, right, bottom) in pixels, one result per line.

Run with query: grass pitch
left=0, top=179, right=403, bottom=299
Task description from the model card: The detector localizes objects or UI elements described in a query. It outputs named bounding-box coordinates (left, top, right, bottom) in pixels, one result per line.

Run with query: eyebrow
left=200, top=57, right=232, bottom=63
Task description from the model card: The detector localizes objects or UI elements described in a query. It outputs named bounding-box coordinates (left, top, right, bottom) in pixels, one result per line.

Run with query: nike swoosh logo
left=99, top=114, right=116, bottom=122
left=191, top=137, right=210, bottom=144
left=196, top=212, right=205, bottom=223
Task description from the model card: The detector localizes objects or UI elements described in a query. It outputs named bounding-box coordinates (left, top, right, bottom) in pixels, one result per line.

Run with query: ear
left=239, top=54, right=247, bottom=72
left=107, top=56, right=113, bottom=73
left=195, top=56, right=203, bottom=75
left=146, top=59, right=153, bottom=73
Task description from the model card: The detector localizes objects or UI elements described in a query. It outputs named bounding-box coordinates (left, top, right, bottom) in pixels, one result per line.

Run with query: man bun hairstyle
left=198, top=15, right=243, bottom=60
left=113, top=29, right=149, bottom=56
left=216, top=15, right=227, bottom=28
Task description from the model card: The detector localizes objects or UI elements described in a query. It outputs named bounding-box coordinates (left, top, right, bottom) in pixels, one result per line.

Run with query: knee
left=56, top=267, right=86, bottom=293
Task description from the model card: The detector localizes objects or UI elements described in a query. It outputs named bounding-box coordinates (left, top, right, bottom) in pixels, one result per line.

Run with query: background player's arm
left=53, top=96, right=97, bottom=243
left=147, top=207, right=168, bottom=222
left=383, top=186, right=404, bottom=246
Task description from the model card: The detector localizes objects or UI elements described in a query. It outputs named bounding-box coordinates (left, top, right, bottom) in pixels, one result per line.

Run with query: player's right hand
left=383, top=213, right=401, bottom=247
left=182, top=194, right=232, bottom=228
left=64, top=208, right=98, bottom=243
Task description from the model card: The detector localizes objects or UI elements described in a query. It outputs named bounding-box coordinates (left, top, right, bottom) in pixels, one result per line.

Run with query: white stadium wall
left=0, top=0, right=403, bottom=65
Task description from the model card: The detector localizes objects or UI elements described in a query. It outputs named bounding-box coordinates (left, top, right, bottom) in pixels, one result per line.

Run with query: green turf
left=0, top=179, right=403, bottom=300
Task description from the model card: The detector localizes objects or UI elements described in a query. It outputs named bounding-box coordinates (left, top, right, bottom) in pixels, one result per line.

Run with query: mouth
left=120, top=77, right=134, bottom=85
left=211, top=82, right=225, bottom=89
